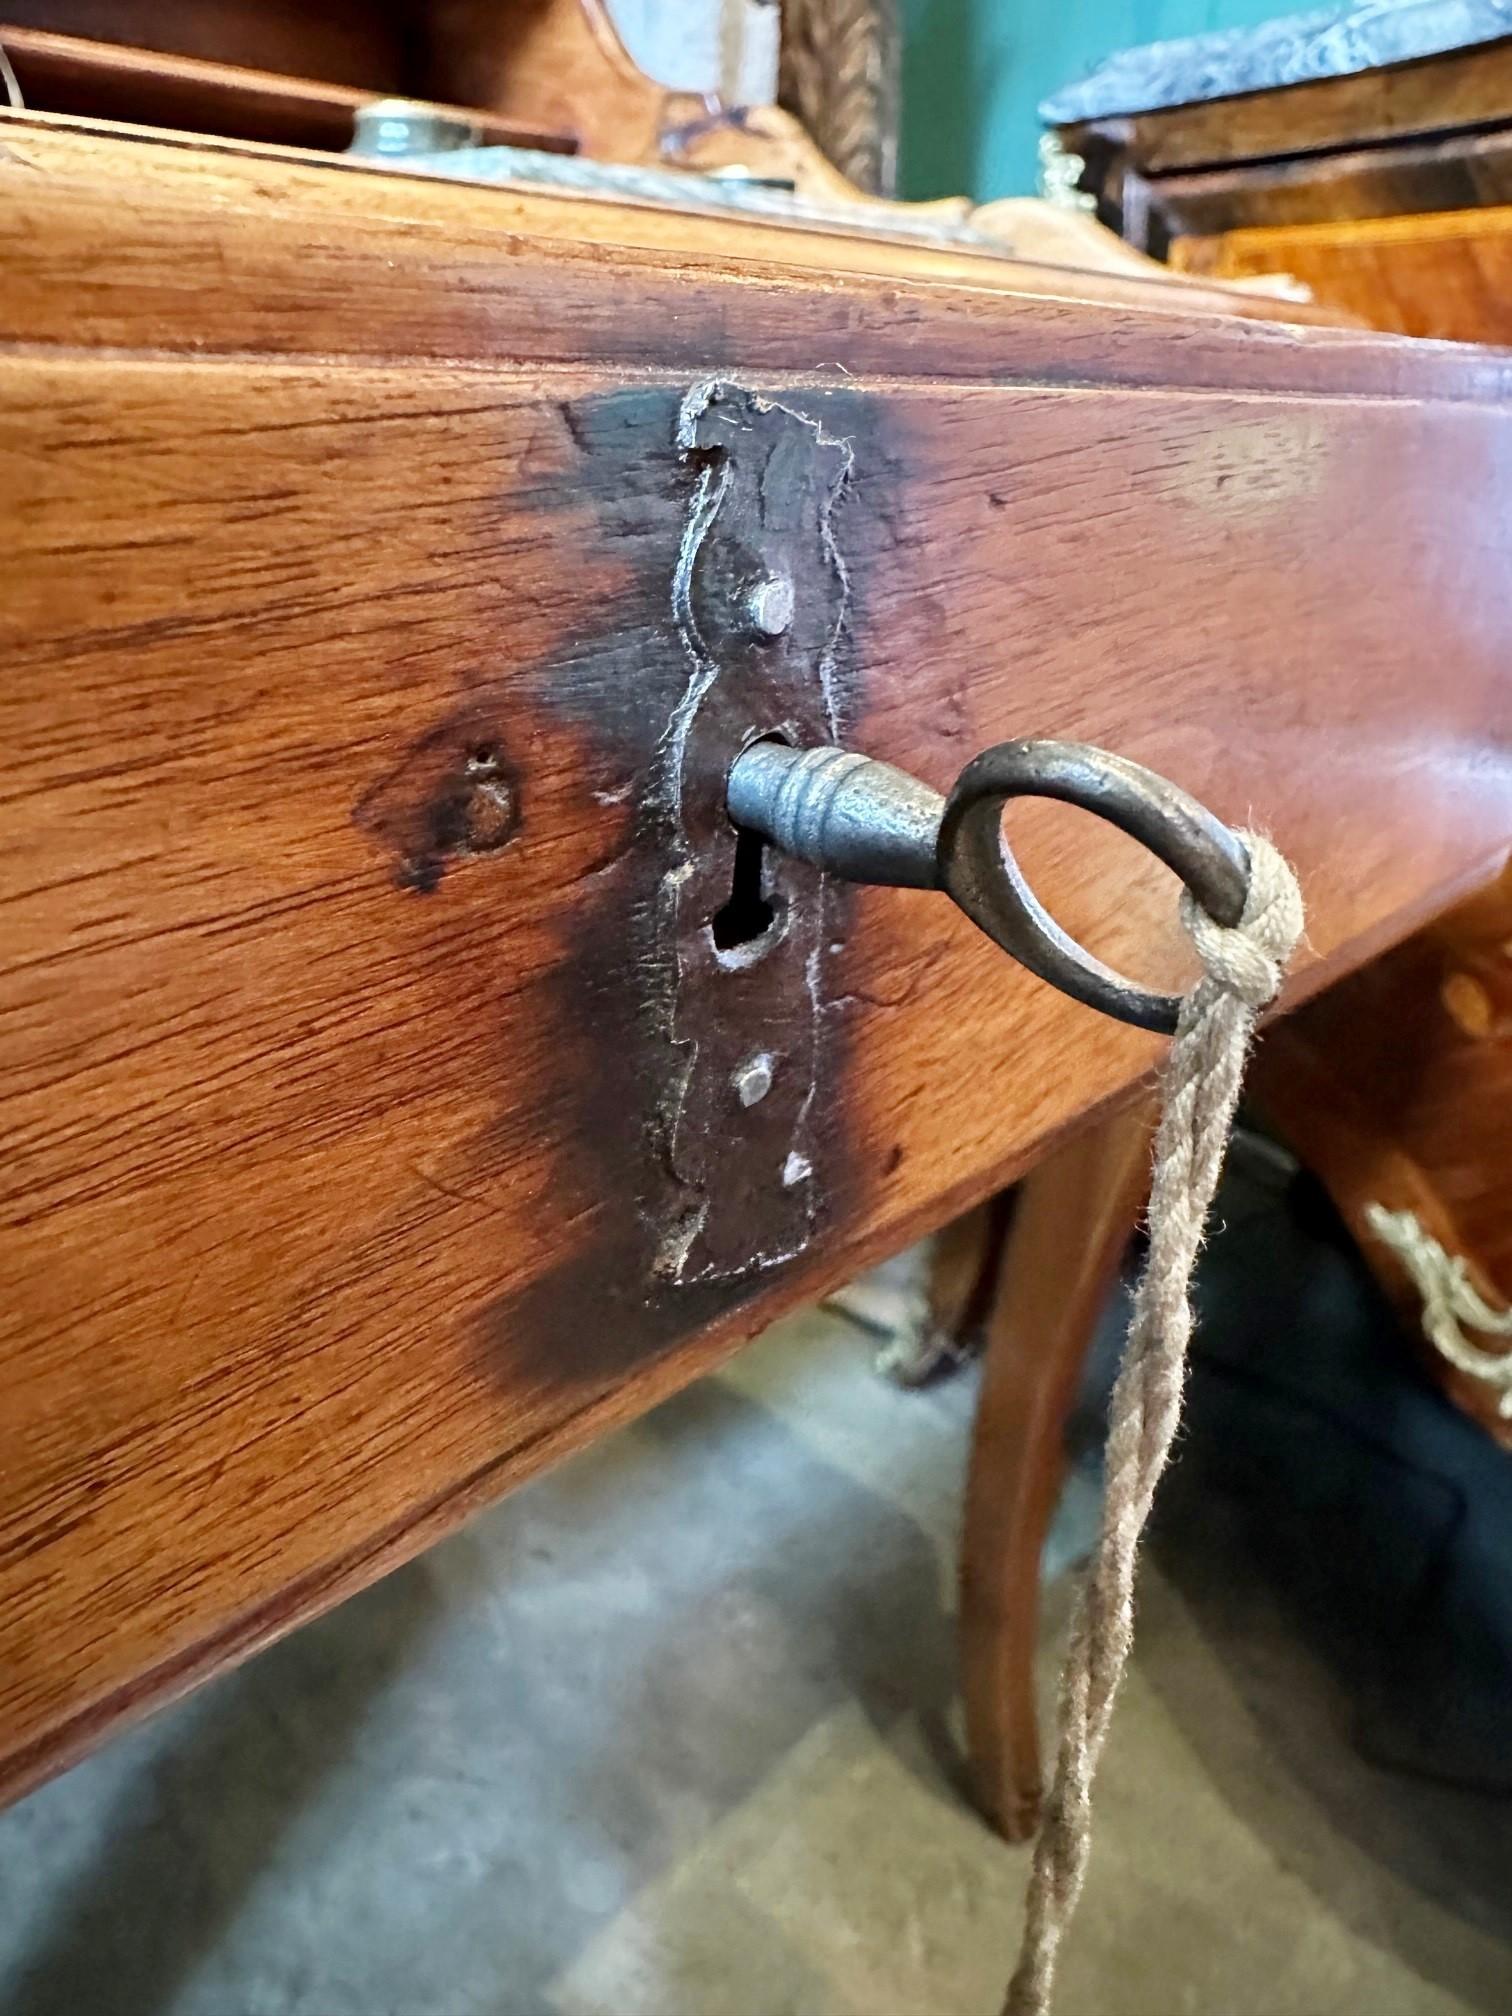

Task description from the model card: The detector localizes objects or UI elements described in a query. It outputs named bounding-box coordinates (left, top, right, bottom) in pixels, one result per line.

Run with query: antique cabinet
left=1044, top=0, right=1512, bottom=341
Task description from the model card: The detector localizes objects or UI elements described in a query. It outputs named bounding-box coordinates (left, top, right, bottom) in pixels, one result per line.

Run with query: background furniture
left=1045, top=0, right=1512, bottom=340
left=0, top=0, right=902, bottom=195
left=779, top=0, right=900, bottom=193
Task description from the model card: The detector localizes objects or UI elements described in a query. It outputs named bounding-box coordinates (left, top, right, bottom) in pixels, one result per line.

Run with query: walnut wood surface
left=2, top=116, right=1510, bottom=1805
left=1173, top=205, right=1512, bottom=342
left=0, top=112, right=1357, bottom=324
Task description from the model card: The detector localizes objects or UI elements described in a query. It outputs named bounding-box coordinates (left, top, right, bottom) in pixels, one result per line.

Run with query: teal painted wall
left=899, top=0, right=1298, bottom=200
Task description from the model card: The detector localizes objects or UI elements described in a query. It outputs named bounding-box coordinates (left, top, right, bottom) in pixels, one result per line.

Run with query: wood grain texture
left=1172, top=205, right=1512, bottom=342
left=0, top=115, right=1363, bottom=336
left=1, top=118, right=1510, bottom=1804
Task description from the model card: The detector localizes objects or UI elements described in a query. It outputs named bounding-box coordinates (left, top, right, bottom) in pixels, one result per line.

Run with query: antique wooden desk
left=1, top=96, right=1510, bottom=1823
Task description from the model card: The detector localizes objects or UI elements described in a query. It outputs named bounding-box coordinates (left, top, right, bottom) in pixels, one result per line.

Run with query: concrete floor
left=1, top=1145, right=1510, bottom=2015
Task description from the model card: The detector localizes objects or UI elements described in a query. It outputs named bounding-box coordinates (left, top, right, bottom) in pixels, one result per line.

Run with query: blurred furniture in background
left=0, top=0, right=904, bottom=194
left=778, top=0, right=899, bottom=193
left=1248, top=863, right=1512, bottom=1447
left=1, top=0, right=1304, bottom=281
left=1043, top=0, right=1512, bottom=341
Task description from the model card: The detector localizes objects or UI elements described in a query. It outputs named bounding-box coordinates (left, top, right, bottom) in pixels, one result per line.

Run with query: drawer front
left=2, top=122, right=1510, bottom=1800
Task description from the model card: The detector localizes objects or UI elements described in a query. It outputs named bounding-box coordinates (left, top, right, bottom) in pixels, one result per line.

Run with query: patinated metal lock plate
left=653, top=381, right=853, bottom=1284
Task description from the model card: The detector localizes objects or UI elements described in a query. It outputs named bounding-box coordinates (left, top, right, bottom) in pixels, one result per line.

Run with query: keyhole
left=712, top=826, right=776, bottom=952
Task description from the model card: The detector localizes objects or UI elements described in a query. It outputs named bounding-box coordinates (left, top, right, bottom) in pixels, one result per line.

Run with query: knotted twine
left=1005, top=832, right=1304, bottom=2016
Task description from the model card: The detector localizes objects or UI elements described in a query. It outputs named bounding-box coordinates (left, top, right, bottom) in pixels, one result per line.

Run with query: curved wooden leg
left=960, top=1096, right=1157, bottom=1841
left=928, top=1197, right=1010, bottom=1345
left=870, top=1196, right=1011, bottom=1385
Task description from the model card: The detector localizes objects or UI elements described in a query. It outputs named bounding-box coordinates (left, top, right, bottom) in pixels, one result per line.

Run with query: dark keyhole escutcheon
left=710, top=826, right=776, bottom=955
left=654, top=379, right=852, bottom=1286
